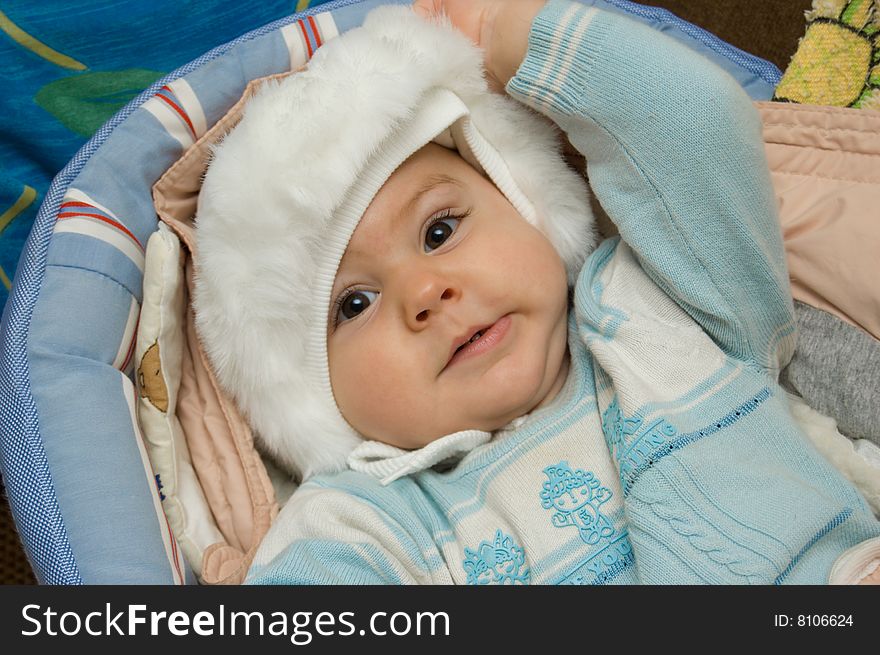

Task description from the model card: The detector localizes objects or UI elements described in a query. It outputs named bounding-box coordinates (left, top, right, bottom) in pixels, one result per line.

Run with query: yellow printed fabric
left=775, top=0, right=880, bottom=108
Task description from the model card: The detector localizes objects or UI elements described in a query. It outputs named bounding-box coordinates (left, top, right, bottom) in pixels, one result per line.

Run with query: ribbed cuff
left=829, top=536, right=880, bottom=584
left=506, top=0, right=611, bottom=115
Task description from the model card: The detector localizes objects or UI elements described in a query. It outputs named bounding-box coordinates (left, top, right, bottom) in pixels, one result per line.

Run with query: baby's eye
left=424, top=214, right=462, bottom=252
left=335, top=289, right=378, bottom=325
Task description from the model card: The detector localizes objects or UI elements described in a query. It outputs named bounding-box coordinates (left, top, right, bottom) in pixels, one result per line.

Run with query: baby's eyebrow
left=401, top=174, right=461, bottom=219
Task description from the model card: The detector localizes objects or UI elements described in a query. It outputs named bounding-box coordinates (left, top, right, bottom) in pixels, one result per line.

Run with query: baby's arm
left=421, top=0, right=795, bottom=376
left=517, top=1, right=794, bottom=375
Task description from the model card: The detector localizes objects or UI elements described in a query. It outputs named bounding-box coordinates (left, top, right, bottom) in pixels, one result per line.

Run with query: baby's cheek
left=332, top=377, right=379, bottom=439
left=330, top=345, right=405, bottom=436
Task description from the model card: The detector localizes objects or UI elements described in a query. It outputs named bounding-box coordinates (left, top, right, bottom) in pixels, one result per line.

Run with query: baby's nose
left=403, top=272, right=458, bottom=329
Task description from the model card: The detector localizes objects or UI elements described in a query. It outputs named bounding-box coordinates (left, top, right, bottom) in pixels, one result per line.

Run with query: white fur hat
left=194, top=5, right=595, bottom=480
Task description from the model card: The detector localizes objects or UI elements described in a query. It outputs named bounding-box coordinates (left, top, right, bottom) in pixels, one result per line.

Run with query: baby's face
left=328, top=143, right=570, bottom=449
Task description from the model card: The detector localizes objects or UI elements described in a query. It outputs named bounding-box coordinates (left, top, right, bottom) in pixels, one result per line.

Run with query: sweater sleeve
left=506, top=0, right=795, bottom=377
left=245, top=485, right=448, bottom=585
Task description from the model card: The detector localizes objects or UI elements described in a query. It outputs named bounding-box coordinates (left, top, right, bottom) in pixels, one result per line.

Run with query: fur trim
left=194, top=6, right=595, bottom=480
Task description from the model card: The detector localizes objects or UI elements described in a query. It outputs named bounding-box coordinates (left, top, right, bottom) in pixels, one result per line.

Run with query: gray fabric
left=781, top=302, right=880, bottom=446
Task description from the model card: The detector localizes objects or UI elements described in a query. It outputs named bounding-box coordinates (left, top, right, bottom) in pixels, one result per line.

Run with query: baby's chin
left=358, top=396, right=556, bottom=450
left=352, top=415, right=500, bottom=451
left=348, top=345, right=571, bottom=450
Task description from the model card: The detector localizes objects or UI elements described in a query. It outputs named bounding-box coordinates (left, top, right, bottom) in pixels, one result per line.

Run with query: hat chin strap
left=348, top=429, right=492, bottom=485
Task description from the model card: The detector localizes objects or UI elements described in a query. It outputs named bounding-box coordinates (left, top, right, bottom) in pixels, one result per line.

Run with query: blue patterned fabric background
left=0, top=0, right=332, bottom=311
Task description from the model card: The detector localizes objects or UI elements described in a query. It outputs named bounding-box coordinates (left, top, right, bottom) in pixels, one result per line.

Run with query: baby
left=193, top=0, right=880, bottom=584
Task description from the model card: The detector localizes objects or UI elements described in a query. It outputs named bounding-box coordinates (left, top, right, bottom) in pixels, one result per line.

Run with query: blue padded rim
left=0, top=0, right=368, bottom=585
left=0, top=0, right=783, bottom=584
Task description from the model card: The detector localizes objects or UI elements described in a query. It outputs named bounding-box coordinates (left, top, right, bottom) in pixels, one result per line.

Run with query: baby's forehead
left=356, top=143, right=480, bottom=226
left=392, top=141, right=476, bottom=185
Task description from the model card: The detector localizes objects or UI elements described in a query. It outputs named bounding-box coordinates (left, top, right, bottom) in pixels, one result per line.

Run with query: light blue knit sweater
left=246, top=0, right=880, bottom=585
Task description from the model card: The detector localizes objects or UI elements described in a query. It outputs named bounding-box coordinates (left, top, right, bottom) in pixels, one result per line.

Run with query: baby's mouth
left=443, top=315, right=512, bottom=372
left=458, top=329, right=486, bottom=352
left=447, top=324, right=492, bottom=366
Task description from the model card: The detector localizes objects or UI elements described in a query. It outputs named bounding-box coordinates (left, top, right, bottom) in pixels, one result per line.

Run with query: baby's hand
left=412, top=0, right=491, bottom=49
left=412, top=0, right=546, bottom=90
left=858, top=564, right=880, bottom=584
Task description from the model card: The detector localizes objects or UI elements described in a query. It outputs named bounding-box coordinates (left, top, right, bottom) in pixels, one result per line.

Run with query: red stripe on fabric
left=298, top=19, right=313, bottom=58
left=60, top=201, right=93, bottom=209
left=156, top=93, right=197, bottom=140
left=162, top=513, right=184, bottom=585
left=120, top=315, right=139, bottom=372
left=308, top=15, right=321, bottom=48
left=57, top=212, right=144, bottom=251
